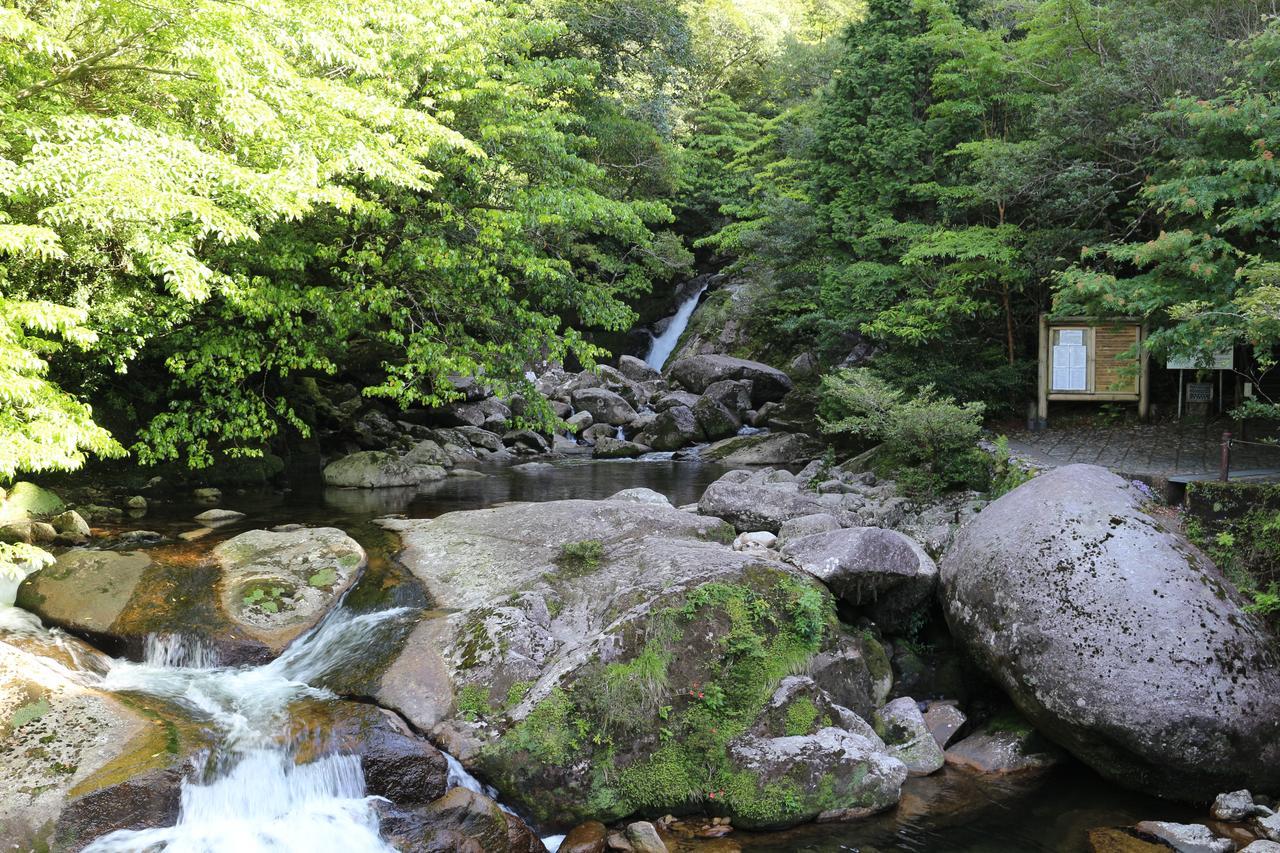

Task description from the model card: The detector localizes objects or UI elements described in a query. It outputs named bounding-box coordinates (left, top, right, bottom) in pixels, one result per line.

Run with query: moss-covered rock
left=374, top=498, right=903, bottom=831
left=0, top=482, right=65, bottom=521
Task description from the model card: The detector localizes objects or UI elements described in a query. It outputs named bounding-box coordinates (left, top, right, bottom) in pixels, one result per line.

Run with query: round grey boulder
left=215, top=527, right=366, bottom=654
left=666, top=354, right=792, bottom=405
left=782, top=527, right=937, bottom=631
left=634, top=405, right=700, bottom=451
left=324, top=450, right=445, bottom=489
left=940, top=463, right=1280, bottom=800
left=570, top=387, right=636, bottom=427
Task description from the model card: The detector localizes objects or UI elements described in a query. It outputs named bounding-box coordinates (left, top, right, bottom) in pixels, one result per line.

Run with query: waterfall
left=643, top=282, right=708, bottom=371
left=84, top=751, right=386, bottom=853
left=84, top=607, right=411, bottom=852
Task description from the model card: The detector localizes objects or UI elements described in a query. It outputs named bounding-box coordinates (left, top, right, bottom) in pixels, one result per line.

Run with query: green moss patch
left=553, top=540, right=605, bottom=578
left=478, top=567, right=839, bottom=828
left=240, top=580, right=295, bottom=614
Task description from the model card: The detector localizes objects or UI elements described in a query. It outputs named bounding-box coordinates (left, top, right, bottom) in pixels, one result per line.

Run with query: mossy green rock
left=214, top=527, right=366, bottom=654
left=375, top=498, right=902, bottom=830
left=323, top=450, right=445, bottom=489
left=17, top=550, right=151, bottom=637
left=0, top=482, right=65, bottom=521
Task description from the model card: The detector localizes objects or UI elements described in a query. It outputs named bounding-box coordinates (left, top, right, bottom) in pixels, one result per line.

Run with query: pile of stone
left=535, top=353, right=802, bottom=459
left=320, top=352, right=823, bottom=487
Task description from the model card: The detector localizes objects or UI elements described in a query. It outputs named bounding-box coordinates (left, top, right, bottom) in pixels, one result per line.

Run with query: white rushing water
left=83, top=607, right=410, bottom=853
left=643, top=282, right=708, bottom=371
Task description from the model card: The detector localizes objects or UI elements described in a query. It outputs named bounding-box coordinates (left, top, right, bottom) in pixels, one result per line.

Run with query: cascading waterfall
left=643, top=282, right=708, bottom=371
left=83, top=607, right=412, bottom=853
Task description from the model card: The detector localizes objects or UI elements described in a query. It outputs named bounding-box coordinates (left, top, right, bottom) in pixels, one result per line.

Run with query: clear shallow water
left=17, top=457, right=1202, bottom=851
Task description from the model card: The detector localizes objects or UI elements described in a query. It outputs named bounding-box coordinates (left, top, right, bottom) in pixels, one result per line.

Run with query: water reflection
left=320, top=457, right=729, bottom=520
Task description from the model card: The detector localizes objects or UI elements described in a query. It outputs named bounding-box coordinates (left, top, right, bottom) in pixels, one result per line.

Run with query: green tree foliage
left=818, top=367, right=987, bottom=495
left=1, top=0, right=690, bottom=473
left=701, top=0, right=1276, bottom=414
left=1057, top=20, right=1280, bottom=416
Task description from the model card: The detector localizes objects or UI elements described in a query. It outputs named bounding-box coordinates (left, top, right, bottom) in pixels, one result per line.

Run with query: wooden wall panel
left=1094, top=325, right=1140, bottom=393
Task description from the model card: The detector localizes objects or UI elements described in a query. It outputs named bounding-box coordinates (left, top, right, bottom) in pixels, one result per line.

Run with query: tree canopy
left=4, top=0, right=1280, bottom=492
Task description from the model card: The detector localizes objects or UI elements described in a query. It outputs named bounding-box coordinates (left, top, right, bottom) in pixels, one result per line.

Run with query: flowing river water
left=4, top=457, right=1198, bottom=852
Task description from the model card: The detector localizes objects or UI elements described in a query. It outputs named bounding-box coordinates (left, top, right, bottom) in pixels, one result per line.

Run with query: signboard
left=1051, top=329, right=1087, bottom=391
left=1167, top=349, right=1233, bottom=371
left=1186, top=382, right=1213, bottom=403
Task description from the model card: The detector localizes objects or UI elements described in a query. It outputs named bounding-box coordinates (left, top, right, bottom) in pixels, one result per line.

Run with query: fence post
left=1220, top=431, right=1232, bottom=483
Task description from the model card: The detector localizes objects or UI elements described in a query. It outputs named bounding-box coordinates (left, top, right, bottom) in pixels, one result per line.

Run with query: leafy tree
left=1056, top=19, right=1280, bottom=415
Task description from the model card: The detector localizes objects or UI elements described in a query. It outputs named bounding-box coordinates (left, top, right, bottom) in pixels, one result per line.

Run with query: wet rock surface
left=941, top=464, right=1280, bottom=799
left=17, top=550, right=151, bottom=642
left=943, top=719, right=1063, bottom=775
left=1, top=628, right=208, bottom=851
left=215, top=527, right=366, bottom=654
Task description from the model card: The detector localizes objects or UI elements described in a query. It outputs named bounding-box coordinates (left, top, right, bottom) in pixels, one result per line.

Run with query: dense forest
left=5, top=0, right=1280, bottom=513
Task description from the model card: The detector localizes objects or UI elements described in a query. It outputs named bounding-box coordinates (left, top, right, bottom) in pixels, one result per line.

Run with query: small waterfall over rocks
left=83, top=607, right=412, bottom=852
left=643, top=281, right=708, bottom=371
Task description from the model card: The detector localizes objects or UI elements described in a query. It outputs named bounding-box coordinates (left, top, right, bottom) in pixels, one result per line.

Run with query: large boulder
left=691, top=394, right=740, bottom=441
left=214, top=527, right=366, bottom=654
left=323, top=451, right=446, bottom=489
left=701, top=379, right=753, bottom=415
left=654, top=391, right=701, bottom=412
left=17, top=550, right=151, bottom=645
left=633, top=405, right=700, bottom=451
left=941, top=464, right=1280, bottom=799
left=617, top=355, right=661, bottom=383
left=591, top=437, right=649, bottom=459
left=371, top=498, right=901, bottom=831
left=571, top=388, right=637, bottom=427
left=700, top=432, right=824, bottom=466
left=782, top=527, right=937, bottom=631
left=698, top=470, right=839, bottom=534
left=666, top=355, right=792, bottom=406
left=0, top=482, right=64, bottom=521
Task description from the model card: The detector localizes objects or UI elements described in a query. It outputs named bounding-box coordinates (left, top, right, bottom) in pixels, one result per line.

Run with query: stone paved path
left=1004, top=422, right=1280, bottom=478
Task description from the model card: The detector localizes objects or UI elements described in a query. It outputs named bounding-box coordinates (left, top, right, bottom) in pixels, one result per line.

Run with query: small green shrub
left=1185, top=504, right=1280, bottom=631
left=988, top=435, right=1035, bottom=498
left=819, top=368, right=987, bottom=496
left=457, top=683, right=491, bottom=721
left=555, top=540, right=605, bottom=577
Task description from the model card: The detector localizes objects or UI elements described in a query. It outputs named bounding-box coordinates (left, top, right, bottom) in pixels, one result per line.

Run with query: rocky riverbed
left=3, top=447, right=1279, bottom=851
